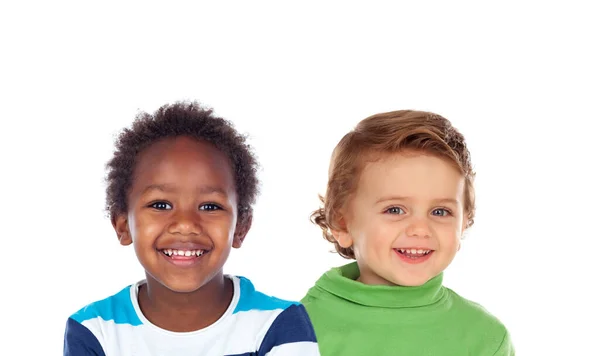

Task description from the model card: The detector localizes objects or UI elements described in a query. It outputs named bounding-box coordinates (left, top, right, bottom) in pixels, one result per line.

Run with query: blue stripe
left=258, top=304, right=318, bottom=355
left=70, top=285, right=142, bottom=326
left=233, top=276, right=298, bottom=313
left=64, top=318, right=107, bottom=356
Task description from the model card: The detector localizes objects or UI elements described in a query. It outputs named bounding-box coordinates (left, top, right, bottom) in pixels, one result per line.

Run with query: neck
left=138, top=272, right=233, bottom=332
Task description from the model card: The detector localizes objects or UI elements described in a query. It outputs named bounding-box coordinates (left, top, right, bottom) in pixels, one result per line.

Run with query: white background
left=1, top=1, right=599, bottom=355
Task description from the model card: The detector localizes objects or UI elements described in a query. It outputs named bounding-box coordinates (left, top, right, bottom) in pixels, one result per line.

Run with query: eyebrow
left=433, top=198, right=460, bottom=206
left=375, top=196, right=459, bottom=206
left=142, top=184, right=228, bottom=196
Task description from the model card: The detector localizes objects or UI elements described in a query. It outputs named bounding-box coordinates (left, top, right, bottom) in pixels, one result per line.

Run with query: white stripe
left=80, top=318, right=127, bottom=355
left=80, top=308, right=289, bottom=355
left=226, top=308, right=285, bottom=353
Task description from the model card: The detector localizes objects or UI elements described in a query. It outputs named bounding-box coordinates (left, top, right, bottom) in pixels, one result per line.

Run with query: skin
left=333, top=151, right=468, bottom=287
left=113, top=136, right=251, bottom=332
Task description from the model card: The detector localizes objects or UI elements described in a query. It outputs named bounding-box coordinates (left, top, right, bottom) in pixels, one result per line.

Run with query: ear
left=331, top=215, right=353, bottom=249
left=112, top=214, right=133, bottom=246
left=461, top=209, right=471, bottom=232
left=232, top=212, right=252, bottom=249
left=458, top=216, right=469, bottom=251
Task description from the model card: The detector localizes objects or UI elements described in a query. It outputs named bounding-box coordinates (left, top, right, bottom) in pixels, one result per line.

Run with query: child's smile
left=158, top=242, right=212, bottom=267
left=333, top=151, right=467, bottom=287
left=114, top=136, right=245, bottom=294
left=394, top=248, right=434, bottom=264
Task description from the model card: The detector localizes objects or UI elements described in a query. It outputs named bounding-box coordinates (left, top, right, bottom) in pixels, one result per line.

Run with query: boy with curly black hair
left=63, top=102, right=319, bottom=356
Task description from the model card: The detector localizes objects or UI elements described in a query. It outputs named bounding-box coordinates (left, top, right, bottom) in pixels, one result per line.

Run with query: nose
left=405, top=217, right=431, bottom=238
left=168, top=209, right=202, bottom=236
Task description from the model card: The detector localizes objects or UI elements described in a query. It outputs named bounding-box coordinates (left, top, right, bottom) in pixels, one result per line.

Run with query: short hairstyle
left=311, top=110, right=475, bottom=259
left=105, top=101, right=259, bottom=225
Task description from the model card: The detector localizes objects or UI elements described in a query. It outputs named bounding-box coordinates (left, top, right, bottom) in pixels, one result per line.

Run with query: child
left=64, top=102, right=319, bottom=355
left=301, top=110, right=514, bottom=355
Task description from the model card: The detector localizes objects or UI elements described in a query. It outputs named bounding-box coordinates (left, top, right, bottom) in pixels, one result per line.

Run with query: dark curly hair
left=105, top=101, right=259, bottom=225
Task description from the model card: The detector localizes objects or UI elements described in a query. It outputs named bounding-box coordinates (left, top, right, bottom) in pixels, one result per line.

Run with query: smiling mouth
left=395, top=248, right=433, bottom=258
left=160, top=249, right=207, bottom=258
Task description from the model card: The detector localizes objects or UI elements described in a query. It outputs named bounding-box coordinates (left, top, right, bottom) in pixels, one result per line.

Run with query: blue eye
left=386, top=207, right=405, bottom=215
left=199, top=203, right=222, bottom=211
left=432, top=208, right=451, bottom=217
left=150, top=202, right=172, bottom=210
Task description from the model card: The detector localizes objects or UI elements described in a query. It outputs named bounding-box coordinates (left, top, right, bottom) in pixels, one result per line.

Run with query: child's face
left=113, top=136, right=247, bottom=293
left=334, top=151, right=467, bottom=287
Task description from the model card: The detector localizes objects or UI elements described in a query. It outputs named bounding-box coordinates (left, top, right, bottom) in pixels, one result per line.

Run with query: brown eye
left=150, top=202, right=172, bottom=210
left=199, top=203, right=222, bottom=211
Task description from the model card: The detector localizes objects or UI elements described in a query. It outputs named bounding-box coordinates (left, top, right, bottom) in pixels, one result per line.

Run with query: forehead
left=356, top=152, right=465, bottom=202
left=131, top=136, right=235, bottom=193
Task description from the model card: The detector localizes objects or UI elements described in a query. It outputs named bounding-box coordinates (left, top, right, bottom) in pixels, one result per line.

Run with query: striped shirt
left=64, top=276, right=319, bottom=355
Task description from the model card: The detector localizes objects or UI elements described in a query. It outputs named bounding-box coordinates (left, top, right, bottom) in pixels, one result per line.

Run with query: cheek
left=436, top=224, right=461, bottom=246
left=206, top=216, right=237, bottom=240
left=356, top=218, right=396, bottom=254
left=131, top=212, right=164, bottom=242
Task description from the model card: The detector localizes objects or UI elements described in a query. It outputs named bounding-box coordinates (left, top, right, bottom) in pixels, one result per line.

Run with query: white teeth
left=162, top=249, right=206, bottom=257
left=397, top=248, right=432, bottom=256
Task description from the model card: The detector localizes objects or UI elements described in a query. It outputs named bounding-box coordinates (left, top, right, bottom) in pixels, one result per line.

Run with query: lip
left=158, top=241, right=213, bottom=250
left=394, top=249, right=434, bottom=265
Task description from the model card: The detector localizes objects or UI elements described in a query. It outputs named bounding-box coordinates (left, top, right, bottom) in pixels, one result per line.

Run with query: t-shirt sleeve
left=492, top=330, right=515, bottom=356
left=257, top=304, right=320, bottom=355
left=63, top=317, right=106, bottom=356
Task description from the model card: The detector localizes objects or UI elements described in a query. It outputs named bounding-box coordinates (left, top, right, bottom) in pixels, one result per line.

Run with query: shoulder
left=64, top=317, right=106, bottom=356
left=300, top=285, right=322, bottom=309
left=300, top=285, right=331, bottom=323
left=300, top=263, right=355, bottom=310
left=69, top=283, right=141, bottom=326
left=234, top=276, right=299, bottom=313
left=232, top=276, right=319, bottom=355
left=446, top=288, right=507, bottom=329
left=300, top=271, right=348, bottom=318
left=231, top=276, right=302, bottom=329
left=64, top=284, right=141, bottom=355
left=445, top=287, right=514, bottom=353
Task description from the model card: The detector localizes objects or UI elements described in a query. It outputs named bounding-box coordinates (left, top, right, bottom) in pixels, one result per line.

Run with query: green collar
left=316, top=262, right=446, bottom=308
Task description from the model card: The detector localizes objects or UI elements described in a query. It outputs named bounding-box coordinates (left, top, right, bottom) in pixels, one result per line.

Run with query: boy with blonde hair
left=302, top=110, right=514, bottom=355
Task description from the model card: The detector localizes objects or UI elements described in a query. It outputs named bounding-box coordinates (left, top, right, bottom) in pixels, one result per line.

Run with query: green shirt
left=301, top=262, right=514, bottom=355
